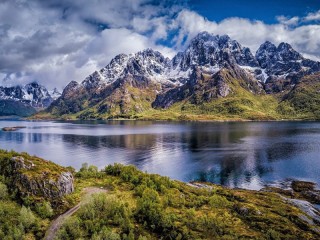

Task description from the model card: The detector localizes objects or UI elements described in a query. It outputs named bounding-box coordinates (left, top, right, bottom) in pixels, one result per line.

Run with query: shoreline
left=24, top=116, right=320, bottom=123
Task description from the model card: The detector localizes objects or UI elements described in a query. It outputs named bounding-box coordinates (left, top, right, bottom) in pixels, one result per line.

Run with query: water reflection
left=0, top=120, right=319, bottom=189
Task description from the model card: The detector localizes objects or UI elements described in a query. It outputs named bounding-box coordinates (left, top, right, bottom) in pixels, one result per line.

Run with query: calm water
left=0, top=119, right=319, bottom=190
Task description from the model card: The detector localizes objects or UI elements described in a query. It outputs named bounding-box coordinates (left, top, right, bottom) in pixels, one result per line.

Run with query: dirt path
left=44, top=187, right=108, bottom=240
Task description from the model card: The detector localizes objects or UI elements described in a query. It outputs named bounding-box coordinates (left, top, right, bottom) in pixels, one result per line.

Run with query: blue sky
left=189, top=0, right=320, bottom=23
left=0, top=0, right=320, bottom=89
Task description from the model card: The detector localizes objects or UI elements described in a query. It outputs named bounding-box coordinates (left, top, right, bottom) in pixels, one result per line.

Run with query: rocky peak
left=256, top=41, right=303, bottom=67
left=99, top=53, right=130, bottom=84
left=255, top=41, right=277, bottom=68
left=174, top=32, right=258, bottom=73
left=61, top=80, right=79, bottom=98
left=49, top=88, right=62, bottom=100
left=124, top=48, right=169, bottom=77
left=255, top=40, right=318, bottom=79
left=24, top=82, right=52, bottom=104
left=136, top=48, right=168, bottom=61
left=258, top=41, right=277, bottom=51
left=276, top=42, right=303, bottom=61
left=79, top=48, right=172, bottom=91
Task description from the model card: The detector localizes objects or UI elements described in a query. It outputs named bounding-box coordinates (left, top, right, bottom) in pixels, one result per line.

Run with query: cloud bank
left=0, top=0, right=319, bottom=89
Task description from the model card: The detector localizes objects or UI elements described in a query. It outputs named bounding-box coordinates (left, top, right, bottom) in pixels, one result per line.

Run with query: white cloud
left=276, top=16, right=300, bottom=26
left=77, top=28, right=175, bottom=67
left=0, top=0, right=182, bottom=89
left=304, top=10, right=320, bottom=22
left=0, top=1, right=319, bottom=91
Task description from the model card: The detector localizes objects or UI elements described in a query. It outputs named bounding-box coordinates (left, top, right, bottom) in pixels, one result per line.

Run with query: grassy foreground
left=0, top=150, right=320, bottom=239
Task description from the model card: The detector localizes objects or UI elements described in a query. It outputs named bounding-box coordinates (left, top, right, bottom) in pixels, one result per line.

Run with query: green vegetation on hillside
left=0, top=100, right=36, bottom=117
left=0, top=150, right=73, bottom=239
left=281, top=75, right=320, bottom=120
left=58, top=163, right=320, bottom=240
left=0, top=176, right=51, bottom=239
left=1, top=150, right=320, bottom=239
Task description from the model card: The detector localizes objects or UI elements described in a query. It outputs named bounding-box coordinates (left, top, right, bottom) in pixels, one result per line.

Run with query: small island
left=1, top=126, right=26, bottom=131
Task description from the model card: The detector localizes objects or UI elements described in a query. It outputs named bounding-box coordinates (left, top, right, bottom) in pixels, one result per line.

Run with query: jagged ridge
left=42, top=32, right=320, bottom=120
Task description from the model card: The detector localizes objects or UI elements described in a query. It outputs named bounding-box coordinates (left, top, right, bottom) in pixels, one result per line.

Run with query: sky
left=1, top=0, right=320, bottom=90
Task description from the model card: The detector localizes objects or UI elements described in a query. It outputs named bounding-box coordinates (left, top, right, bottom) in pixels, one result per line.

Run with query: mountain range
left=33, top=32, right=320, bottom=120
left=0, top=82, right=61, bottom=117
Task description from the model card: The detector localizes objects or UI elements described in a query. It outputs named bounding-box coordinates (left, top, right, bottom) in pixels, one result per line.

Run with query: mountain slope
left=0, top=99, right=37, bottom=117
left=279, top=73, right=320, bottom=119
left=37, top=32, right=320, bottom=120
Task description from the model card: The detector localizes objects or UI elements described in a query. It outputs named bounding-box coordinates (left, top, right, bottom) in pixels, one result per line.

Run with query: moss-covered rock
left=0, top=150, right=74, bottom=206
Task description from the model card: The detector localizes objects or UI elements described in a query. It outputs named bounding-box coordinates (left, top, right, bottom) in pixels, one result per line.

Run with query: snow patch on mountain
left=255, top=41, right=320, bottom=77
left=77, top=32, right=265, bottom=90
left=71, top=31, right=320, bottom=95
left=49, top=88, right=62, bottom=100
left=0, top=82, right=58, bottom=108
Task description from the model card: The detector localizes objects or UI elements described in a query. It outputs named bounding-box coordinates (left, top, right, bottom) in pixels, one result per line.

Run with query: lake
left=0, top=119, right=319, bottom=190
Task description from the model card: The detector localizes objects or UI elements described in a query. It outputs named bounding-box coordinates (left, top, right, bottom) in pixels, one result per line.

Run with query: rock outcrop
left=0, top=151, right=74, bottom=204
left=10, top=156, right=74, bottom=199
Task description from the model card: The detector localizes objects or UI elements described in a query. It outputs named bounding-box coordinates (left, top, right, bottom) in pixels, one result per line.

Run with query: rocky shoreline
left=264, top=179, right=320, bottom=204
left=263, top=180, right=320, bottom=226
left=189, top=179, right=320, bottom=227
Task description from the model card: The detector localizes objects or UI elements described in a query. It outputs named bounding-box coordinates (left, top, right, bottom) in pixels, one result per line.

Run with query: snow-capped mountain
left=255, top=41, right=320, bottom=76
left=81, top=48, right=183, bottom=91
left=172, top=32, right=259, bottom=71
left=49, top=88, right=62, bottom=100
left=64, top=33, right=263, bottom=94
left=46, top=31, right=320, bottom=118
left=71, top=32, right=320, bottom=93
left=0, top=82, right=59, bottom=108
left=254, top=41, right=320, bottom=92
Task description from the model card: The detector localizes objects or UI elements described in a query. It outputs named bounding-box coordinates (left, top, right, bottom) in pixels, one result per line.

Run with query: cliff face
left=0, top=150, right=74, bottom=204
left=11, top=156, right=74, bottom=199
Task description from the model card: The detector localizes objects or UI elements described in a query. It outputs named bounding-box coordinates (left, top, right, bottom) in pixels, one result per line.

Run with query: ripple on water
left=0, top=120, right=320, bottom=190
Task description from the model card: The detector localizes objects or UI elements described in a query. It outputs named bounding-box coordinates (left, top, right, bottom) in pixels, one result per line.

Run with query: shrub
left=136, top=188, right=163, bottom=230
left=276, top=101, right=296, bottom=116
left=19, top=206, right=35, bottom=229
left=266, top=229, right=281, bottom=240
left=35, top=201, right=54, bottom=218
left=61, top=193, right=134, bottom=237
left=92, top=226, right=121, bottom=240
left=77, top=163, right=102, bottom=178
left=208, top=194, right=231, bottom=208
left=0, top=183, right=8, bottom=200
left=57, top=216, right=84, bottom=239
